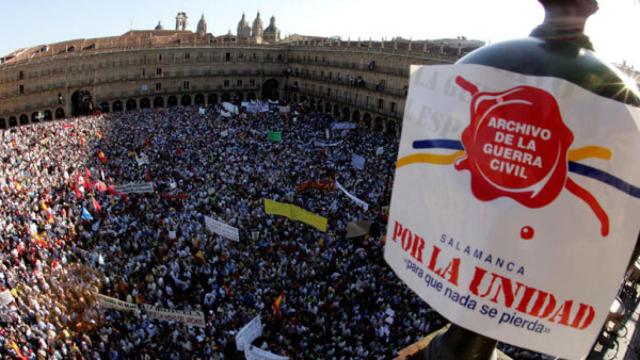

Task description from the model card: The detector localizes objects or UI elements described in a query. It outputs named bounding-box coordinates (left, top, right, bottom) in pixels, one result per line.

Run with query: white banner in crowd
left=314, top=140, right=343, bottom=148
left=385, top=64, right=640, bottom=359
left=278, top=106, right=290, bottom=114
left=0, top=290, right=15, bottom=306
left=336, top=180, right=369, bottom=211
left=198, top=107, right=206, bottom=115
left=96, top=294, right=140, bottom=314
left=136, top=153, right=150, bottom=166
left=245, top=345, right=290, bottom=360
left=114, top=182, right=154, bottom=194
left=376, top=146, right=384, bottom=156
left=351, top=154, right=366, bottom=170
left=141, top=304, right=206, bottom=328
left=331, top=122, right=358, bottom=130
left=204, top=216, right=240, bottom=242
left=222, top=102, right=239, bottom=115
left=236, top=315, right=263, bottom=351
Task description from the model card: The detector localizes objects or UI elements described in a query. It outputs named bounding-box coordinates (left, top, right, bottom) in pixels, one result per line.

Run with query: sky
left=0, top=0, right=638, bottom=69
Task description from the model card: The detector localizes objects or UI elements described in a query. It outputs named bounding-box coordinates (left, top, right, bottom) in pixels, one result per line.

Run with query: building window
left=185, top=52, right=190, bottom=60
left=156, top=83, right=162, bottom=91
left=391, top=102, right=397, bottom=113
left=19, top=85, right=24, bottom=94
left=252, top=53, right=257, bottom=60
left=224, top=80, right=230, bottom=88
left=183, top=81, right=190, bottom=90
left=156, top=68, right=162, bottom=75
left=158, top=54, right=163, bottom=62
left=142, top=68, right=146, bottom=76
left=249, top=79, right=256, bottom=87
left=238, top=53, right=244, bottom=60
left=327, top=88, right=332, bottom=96
left=237, top=79, right=243, bottom=87
left=378, top=98, right=384, bottom=110
left=19, top=71, right=24, bottom=80
left=225, top=52, right=231, bottom=62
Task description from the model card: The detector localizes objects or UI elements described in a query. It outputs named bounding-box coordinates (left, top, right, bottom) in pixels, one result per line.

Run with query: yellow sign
left=264, top=199, right=328, bottom=232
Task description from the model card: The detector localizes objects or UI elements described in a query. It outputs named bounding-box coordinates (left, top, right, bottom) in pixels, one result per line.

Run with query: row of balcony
left=289, top=72, right=407, bottom=98
left=291, top=88, right=402, bottom=120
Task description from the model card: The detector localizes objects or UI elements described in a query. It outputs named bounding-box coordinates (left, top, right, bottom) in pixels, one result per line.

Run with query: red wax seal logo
left=454, top=76, right=574, bottom=208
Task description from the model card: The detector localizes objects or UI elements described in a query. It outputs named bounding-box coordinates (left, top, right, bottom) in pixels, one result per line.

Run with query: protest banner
left=376, top=146, right=384, bottom=156
left=204, top=216, right=240, bottom=242
left=336, top=180, right=369, bottom=211
left=141, top=304, right=205, bottom=328
left=114, top=182, right=154, bottom=194
left=268, top=131, right=282, bottom=142
left=346, top=221, right=371, bottom=238
left=296, top=179, right=334, bottom=192
left=278, top=105, right=290, bottom=114
left=96, top=294, right=140, bottom=314
left=264, top=199, right=328, bottom=232
left=385, top=64, right=640, bottom=359
left=136, top=153, right=150, bottom=166
left=314, top=140, right=343, bottom=148
left=222, top=102, right=239, bottom=115
left=331, top=122, right=358, bottom=130
left=351, top=154, right=366, bottom=170
left=235, top=315, right=263, bottom=351
left=245, top=346, right=290, bottom=360
left=198, top=107, right=206, bottom=115
left=0, top=289, right=15, bottom=306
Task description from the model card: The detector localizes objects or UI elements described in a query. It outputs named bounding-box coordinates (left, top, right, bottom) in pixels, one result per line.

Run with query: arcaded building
left=0, top=12, right=483, bottom=136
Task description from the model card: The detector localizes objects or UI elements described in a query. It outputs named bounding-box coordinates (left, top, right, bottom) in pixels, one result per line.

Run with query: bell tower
left=175, top=12, right=188, bottom=31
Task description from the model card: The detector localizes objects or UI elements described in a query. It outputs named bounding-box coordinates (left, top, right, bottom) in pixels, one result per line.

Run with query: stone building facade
left=0, top=13, right=479, bottom=136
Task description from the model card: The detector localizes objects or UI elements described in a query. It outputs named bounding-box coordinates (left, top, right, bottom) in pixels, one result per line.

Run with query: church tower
left=263, top=15, right=280, bottom=44
left=237, top=13, right=251, bottom=43
left=252, top=12, right=264, bottom=44
left=175, top=12, right=188, bottom=31
left=196, top=14, right=207, bottom=35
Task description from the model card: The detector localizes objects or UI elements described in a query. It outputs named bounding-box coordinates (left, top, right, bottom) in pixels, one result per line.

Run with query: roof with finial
left=253, top=11, right=263, bottom=28
left=197, top=13, right=207, bottom=34
left=265, top=15, right=278, bottom=33
left=155, top=21, right=164, bottom=30
left=238, top=13, right=249, bottom=27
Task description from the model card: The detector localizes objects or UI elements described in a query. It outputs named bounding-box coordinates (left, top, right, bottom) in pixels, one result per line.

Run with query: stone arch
left=333, top=104, right=340, bottom=117
left=0, top=118, right=5, bottom=129
left=154, top=96, right=165, bottom=108
left=167, top=96, right=178, bottom=107
left=71, top=89, right=94, bottom=116
left=342, top=107, right=350, bottom=120
left=140, top=98, right=151, bottom=109
left=126, top=99, right=137, bottom=111
left=55, top=108, right=66, bottom=119
left=374, top=116, right=384, bottom=132
left=9, top=116, right=17, bottom=127
left=19, top=114, right=29, bottom=125
left=352, top=110, right=361, bottom=123
left=194, top=93, right=205, bottom=106
left=247, top=92, right=257, bottom=101
left=325, top=102, right=332, bottom=113
left=31, top=112, right=40, bottom=123
left=44, top=110, right=52, bottom=121
left=208, top=94, right=218, bottom=105
left=262, top=78, right=279, bottom=101
left=386, top=120, right=397, bottom=136
left=363, top=113, right=372, bottom=129
left=181, top=94, right=192, bottom=106
left=112, top=101, right=124, bottom=112
left=221, top=93, right=231, bottom=102
left=99, top=102, right=110, bottom=113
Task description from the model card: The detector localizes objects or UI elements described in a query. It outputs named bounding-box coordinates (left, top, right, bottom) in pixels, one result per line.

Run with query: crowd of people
left=0, top=102, right=551, bottom=359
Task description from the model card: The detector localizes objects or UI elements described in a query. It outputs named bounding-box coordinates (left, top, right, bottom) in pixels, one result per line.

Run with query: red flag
left=94, top=181, right=107, bottom=192
left=97, top=151, right=107, bottom=165
left=92, top=197, right=102, bottom=212
left=84, top=168, right=92, bottom=181
left=272, top=292, right=285, bottom=319
left=73, top=184, right=82, bottom=199
left=62, top=123, right=74, bottom=130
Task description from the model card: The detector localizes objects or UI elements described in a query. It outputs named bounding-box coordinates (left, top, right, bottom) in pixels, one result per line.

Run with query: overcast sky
left=1, top=0, right=638, bottom=68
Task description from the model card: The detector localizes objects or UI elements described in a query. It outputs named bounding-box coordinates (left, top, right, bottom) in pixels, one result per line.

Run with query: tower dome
left=197, top=14, right=207, bottom=35
left=263, top=15, right=280, bottom=43
left=237, top=13, right=251, bottom=38
left=252, top=11, right=264, bottom=42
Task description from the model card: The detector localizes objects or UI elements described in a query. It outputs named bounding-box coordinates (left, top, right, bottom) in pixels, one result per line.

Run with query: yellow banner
left=263, top=199, right=328, bottom=232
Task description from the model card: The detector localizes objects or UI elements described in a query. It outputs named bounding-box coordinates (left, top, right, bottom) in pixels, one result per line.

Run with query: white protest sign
left=114, top=182, right=154, bottom=194
left=385, top=64, right=640, bottom=359
left=314, top=140, right=343, bottom=148
left=376, top=146, right=384, bottom=156
left=279, top=105, right=290, bottom=114
left=96, top=294, right=140, bottom=315
left=336, top=180, right=369, bottom=211
left=204, top=216, right=240, bottom=242
left=236, top=315, right=263, bottom=351
left=136, top=153, right=150, bottom=166
left=351, top=154, right=366, bottom=170
left=141, top=304, right=205, bottom=328
left=0, top=290, right=14, bottom=306
left=222, top=102, right=239, bottom=115
left=245, top=345, right=289, bottom=360
left=332, top=122, right=358, bottom=130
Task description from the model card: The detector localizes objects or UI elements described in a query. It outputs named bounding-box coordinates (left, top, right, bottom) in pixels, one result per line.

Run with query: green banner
left=268, top=131, right=282, bottom=142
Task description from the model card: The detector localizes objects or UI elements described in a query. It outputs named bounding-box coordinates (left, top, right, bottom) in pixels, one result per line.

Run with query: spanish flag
left=97, top=151, right=107, bottom=165
left=11, top=341, right=27, bottom=360
left=272, top=292, right=285, bottom=319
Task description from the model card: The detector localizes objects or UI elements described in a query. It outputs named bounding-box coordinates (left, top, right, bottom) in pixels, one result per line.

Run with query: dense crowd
left=0, top=103, right=551, bottom=359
